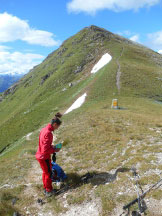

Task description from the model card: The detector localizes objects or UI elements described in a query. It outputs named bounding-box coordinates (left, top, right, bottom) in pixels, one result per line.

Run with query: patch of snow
left=25, top=132, right=33, bottom=140
left=91, top=53, right=112, bottom=74
left=65, top=93, right=87, bottom=114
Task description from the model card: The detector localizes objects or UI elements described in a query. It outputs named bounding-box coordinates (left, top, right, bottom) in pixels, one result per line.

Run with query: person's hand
left=56, top=143, right=62, bottom=149
left=53, top=146, right=61, bottom=152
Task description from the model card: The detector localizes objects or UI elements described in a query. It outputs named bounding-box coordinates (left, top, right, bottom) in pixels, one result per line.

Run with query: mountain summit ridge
left=2, top=25, right=161, bottom=95
left=0, top=25, right=162, bottom=216
left=0, top=25, right=162, bottom=152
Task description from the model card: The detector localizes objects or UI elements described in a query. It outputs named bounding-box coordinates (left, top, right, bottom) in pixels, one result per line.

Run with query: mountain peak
left=85, top=25, right=112, bottom=33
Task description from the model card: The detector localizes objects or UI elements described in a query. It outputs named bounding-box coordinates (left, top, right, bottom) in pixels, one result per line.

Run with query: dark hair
left=55, top=112, right=62, bottom=118
left=51, top=112, right=62, bottom=125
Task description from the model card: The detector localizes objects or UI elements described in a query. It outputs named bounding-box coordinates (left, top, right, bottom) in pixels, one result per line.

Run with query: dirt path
left=59, top=199, right=101, bottom=216
left=116, top=46, right=124, bottom=93
left=20, top=159, right=102, bottom=216
left=17, top=130, right=102, bottom=216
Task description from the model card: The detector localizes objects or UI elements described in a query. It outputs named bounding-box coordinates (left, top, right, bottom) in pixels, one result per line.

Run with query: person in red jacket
left=36, top=112, right=62, bottom=197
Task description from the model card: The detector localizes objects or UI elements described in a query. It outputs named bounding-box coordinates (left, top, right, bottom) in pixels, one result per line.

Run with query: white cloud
left=123, top=30, right=132, bottom=36
left=116, top=30, right=135, bottom=37
left=148, top=31, right=162, bottom=50
left=116, top=31, right=140, bottom=43
left=67, top=0, right=160, bottom=14
left=129, top=34, right=140, bottom=42
left=0, top=12, right=60, bottom=47
left=0, top=50, right=44, bottom=75
left=158, top=50, right=162, bottom=54
left=23, top=29, right=59, bottom=46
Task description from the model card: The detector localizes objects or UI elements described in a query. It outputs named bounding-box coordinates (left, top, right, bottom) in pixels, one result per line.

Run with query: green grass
left=0, top=25, right=162, bottom=216
left=0, top=26, right=162, bottom=153
left=0, top=96, right=162, bottom=215
left=67, top=184, right=92, bottom=205
left=0, top=186, right=25, bottom=216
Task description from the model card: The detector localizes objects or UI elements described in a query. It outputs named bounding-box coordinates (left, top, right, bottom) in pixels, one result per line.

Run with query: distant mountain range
left=0, top=74, right=23, bottom=92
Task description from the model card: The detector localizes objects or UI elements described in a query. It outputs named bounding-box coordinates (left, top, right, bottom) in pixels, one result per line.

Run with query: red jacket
left=36, top=124, right=56, bottom=160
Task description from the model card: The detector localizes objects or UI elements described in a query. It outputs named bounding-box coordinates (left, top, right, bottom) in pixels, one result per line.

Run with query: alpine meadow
left=0, top=25, right=162, bottom=216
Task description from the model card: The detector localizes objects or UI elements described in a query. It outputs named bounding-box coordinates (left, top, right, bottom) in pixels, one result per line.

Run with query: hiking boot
left=44, top=189, right=57, bottom=197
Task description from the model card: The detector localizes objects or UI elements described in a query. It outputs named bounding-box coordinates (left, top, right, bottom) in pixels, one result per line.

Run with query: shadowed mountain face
left=0, top=25, right=162, bottom=153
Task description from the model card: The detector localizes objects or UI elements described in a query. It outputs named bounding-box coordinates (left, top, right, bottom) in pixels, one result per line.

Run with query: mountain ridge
left=0, top=25, right=162, bottom=216
left=0, top=25, right=162, bottom=153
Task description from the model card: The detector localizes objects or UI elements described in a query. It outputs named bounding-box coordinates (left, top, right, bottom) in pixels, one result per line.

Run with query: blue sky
left=0, top=0, right=162, bottom=75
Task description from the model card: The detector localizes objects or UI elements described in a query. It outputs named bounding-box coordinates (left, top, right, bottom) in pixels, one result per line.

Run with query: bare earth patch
left=59, top=199, right=101, bottom=216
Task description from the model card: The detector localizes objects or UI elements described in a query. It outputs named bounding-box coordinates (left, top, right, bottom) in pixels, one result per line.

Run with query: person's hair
left=51, top=112, right=62, bottom=125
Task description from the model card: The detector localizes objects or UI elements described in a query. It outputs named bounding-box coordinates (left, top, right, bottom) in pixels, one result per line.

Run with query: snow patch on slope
left=91, top=53, right=112, bottom=74
left=65, top=93, right=87, bottom=114
left=64, top=53, right=112, bottom=114
left=25, top=132, right=33, bottom=140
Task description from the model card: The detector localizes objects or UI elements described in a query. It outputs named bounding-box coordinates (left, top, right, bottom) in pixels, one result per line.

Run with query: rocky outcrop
left=40, top=71, right=54, bottom=85
left=40, top=74, right=51, bottom=85
left=74, top=66, right=83, bottom=74
left=23, top=75, right=33, bottom=88
left=3, top=82, right=19, bottom=97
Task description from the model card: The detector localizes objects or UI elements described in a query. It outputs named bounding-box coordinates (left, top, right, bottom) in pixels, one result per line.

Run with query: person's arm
left=42, top=132, right=60, bottom=154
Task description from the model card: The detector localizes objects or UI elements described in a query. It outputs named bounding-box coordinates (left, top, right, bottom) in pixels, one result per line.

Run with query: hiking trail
left=116, top=46, right=124, bottom=93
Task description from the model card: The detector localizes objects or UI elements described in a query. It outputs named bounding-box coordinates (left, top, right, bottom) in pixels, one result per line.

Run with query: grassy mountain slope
left=0, top=25, right=162, bottom=153
left=0, top=25, right=162, bottom=215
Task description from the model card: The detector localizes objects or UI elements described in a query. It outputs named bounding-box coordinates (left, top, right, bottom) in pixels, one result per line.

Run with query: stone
left=74, top=66, right=83, bottom=74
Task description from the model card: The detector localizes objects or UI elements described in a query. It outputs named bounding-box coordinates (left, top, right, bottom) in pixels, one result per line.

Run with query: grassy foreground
left=0, top=96, right=162, bottom=216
